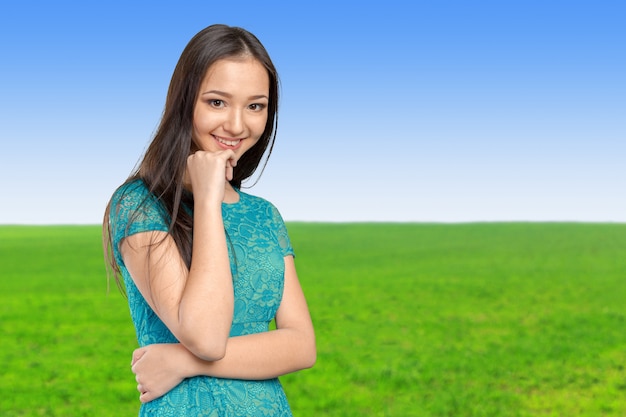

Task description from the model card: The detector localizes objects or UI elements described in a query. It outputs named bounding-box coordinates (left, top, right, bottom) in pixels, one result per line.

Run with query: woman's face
left=192, top=57, right=269, bottom=161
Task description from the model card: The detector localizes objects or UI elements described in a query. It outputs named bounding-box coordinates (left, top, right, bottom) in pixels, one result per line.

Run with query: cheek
left=191, top=109, right=200, bottom=134
left=192, top=106, right=215, bottom=132
left=253, top=115, right=268, bottom=136
left=190, top=122, right=201, bottom=143
left=192, top=112, right=205, bottom=133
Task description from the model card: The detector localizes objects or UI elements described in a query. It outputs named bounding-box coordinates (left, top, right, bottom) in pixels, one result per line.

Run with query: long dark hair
left=103, top=24, right=280, bottom=289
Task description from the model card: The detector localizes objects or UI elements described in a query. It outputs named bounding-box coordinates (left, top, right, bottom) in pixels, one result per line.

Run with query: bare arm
left=131, top=255, right=316, bottom=403
left=122, top=150, right=236, bottom=361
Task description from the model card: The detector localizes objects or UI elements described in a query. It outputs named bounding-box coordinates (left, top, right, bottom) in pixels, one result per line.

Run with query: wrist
left=177, top=343, right=201, bottom=378
left=193, top=196, right=223, bottom=212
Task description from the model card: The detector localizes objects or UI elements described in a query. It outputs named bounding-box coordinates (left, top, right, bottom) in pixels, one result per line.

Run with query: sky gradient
left=1, top=0, right=624, bottom=224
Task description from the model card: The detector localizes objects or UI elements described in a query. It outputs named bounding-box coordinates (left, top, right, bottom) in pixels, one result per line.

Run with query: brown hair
left=103, top=24, right=280, bottom=290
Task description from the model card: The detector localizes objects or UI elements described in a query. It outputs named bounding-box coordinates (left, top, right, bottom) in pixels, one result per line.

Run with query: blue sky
left=1, top=0, right=624, bottom=223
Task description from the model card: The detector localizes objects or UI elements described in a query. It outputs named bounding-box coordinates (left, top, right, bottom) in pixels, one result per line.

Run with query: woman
left=103, top=24, right=316, bottom=416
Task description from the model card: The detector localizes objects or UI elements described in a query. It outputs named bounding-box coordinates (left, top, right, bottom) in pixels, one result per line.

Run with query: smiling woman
left=189, top=58, right=270, bottom=194
left=102, top=24, right=315, bottom=416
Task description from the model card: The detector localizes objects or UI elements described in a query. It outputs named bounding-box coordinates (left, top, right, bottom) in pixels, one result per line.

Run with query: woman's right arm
left=130, top=255, right=316, bottom=403
left=121, top=150, right=237, bottom=361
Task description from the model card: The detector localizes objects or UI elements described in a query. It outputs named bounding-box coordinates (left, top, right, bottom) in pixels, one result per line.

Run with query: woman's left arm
left=131, top=255, right=316, bottom=403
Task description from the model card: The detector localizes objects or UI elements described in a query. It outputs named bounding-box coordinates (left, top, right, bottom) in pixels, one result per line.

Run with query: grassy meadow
left=1, top=223, right=625, bottom=416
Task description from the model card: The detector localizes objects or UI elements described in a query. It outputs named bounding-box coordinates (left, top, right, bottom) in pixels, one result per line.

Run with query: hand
left=131, top=344, right=192, bottom=403
left=186, top=150, right=237, bottom=203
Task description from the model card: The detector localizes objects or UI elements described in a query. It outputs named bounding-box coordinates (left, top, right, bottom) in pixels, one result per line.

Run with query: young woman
left=103, top=24, right=316, bottom=416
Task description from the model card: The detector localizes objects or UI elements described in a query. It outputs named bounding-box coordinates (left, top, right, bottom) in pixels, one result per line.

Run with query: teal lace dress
left=110, top=180, right=295, bottom=416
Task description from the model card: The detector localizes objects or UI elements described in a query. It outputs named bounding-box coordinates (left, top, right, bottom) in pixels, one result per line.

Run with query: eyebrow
left=201, top=90, right=268, bottom=100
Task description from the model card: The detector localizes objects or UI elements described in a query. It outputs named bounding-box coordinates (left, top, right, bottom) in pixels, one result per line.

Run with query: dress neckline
left=222, top=187, right=241, bottom=206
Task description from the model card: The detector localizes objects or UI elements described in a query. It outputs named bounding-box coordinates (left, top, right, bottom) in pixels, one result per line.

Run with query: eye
left=248, top=103, right=267, bottom=112
left=209, top=99, right=225, bottom=108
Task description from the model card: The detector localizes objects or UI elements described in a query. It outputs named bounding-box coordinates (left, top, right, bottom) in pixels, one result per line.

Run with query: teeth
left=217, top=137, right=240, bottom=146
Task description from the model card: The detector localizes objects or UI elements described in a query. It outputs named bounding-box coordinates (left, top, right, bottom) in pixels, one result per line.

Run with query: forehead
left=200, top=58, right=269, bottom=92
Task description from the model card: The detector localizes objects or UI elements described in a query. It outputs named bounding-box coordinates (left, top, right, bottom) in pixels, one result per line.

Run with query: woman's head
left=105, top=25, right=280, bottom=281
left=192, top=57, right=270, bottom=174
left=141, top=24, right=279, bottom=189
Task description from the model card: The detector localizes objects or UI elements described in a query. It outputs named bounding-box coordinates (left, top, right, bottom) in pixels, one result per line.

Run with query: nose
left=223, top=108, right=244, bottom=136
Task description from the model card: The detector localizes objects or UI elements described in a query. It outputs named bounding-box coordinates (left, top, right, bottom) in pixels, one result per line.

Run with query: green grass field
left=1, top=223, right=625, bottom=416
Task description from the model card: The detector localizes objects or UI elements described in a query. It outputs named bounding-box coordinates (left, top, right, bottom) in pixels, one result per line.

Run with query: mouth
left=214, top=135, right=242, bottom=149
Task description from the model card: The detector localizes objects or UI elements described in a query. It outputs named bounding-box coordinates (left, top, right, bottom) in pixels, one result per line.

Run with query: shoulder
left=111, top=179, right=167, bottom=214
left=234, top=190, right=294, bottom=254
left=111, top=178, right=150, bottom=204
left=237, top=190, right=283, bottom=217
left=237, top=191, right=294, bottom=255
left=109, top=178, right=169, bottom=233
left=236, top=190, right=290, bottom=237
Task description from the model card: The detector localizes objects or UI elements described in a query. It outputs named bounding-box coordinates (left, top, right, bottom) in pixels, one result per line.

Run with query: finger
left=225, top=162, right=234, bottom=181
left=221, top=149, right=236, bottom=163
left=140, top=391, right=152, bottom=403
left=131, top=348, right=145, bottom=366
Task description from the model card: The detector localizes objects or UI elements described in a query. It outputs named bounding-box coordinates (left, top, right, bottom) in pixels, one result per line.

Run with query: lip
left=213, top=135, right=243, bottom=150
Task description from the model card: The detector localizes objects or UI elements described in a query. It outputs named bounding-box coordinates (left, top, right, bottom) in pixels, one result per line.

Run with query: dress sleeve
left=109, top=180, right=170, bottom=267
left=268, top=203, right=295, bottom=258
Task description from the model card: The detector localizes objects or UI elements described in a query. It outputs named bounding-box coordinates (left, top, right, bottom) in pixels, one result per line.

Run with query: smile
left=214, top=135, right=242, bottom=148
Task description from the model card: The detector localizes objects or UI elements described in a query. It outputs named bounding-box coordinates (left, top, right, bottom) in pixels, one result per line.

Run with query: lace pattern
left=110, top=180, right=294, bottom=416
